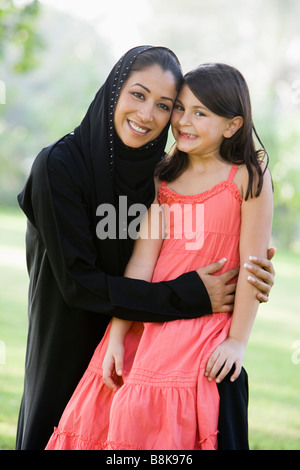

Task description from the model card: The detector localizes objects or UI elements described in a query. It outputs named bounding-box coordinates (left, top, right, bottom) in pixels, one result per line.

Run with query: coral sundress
left=46, top=164, right=241, bottom=451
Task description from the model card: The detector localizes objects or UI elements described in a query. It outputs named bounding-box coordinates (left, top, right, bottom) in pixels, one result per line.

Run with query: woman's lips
left=128, top=120, right=150, bottom=135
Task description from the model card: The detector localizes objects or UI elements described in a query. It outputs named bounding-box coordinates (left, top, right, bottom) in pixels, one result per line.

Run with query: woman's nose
left=137, top=102, right=154, bottom=122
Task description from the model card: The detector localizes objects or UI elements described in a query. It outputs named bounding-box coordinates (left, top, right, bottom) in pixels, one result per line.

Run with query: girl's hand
left=245, top=247, right=275, bottom=303
left=102, top=341, right=124, bottom=391
left=204, top=338, right=245, bottom=384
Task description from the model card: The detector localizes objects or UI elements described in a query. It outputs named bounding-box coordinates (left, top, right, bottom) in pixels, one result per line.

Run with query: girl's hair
left=128, top=47, right=183, bottom=94
left=155, top=63, right=269, bottom=199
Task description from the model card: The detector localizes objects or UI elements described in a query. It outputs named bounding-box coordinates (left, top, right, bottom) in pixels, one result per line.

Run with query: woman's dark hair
left=128, top=47, right=183, bottom=94
left=156, top=63, right=269, bottom=199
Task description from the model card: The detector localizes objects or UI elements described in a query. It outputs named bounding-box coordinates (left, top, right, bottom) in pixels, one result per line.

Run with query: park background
left=0, top=0, right=299, bottom=450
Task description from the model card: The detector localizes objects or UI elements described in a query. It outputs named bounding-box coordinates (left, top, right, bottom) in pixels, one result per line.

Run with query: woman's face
left=114, top=64, right=177, bottom=148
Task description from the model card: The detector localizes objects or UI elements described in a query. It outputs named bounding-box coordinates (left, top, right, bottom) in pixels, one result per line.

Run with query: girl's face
left=114, top=65, right=177, bottom=148
left=171, top=84, right=233, bottom=159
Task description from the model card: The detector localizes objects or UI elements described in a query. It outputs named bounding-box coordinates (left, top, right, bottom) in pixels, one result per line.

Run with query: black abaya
left=16, top=46, right=248, bottom=450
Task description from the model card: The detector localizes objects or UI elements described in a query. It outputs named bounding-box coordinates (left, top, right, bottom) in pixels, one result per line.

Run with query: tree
left=0, top=2, right=111, bottom=205
left=0, top=0, right=43, bottom=73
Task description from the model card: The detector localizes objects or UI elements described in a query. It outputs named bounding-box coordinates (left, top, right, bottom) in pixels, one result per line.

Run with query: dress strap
left=227, top=164, right=239, bottom=183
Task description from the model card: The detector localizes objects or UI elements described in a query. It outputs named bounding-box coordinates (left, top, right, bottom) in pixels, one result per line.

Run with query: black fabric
left=68, top=46, right=172, bottom=274
left=16, top=46, right=215, bottom=450
left=217, top=367, right=249, bottom=450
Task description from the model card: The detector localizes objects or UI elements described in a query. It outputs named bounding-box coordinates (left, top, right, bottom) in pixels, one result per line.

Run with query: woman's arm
left=19, top=144, right=216, bottom=320
left=18, top=144, right=211, bottom=318
left=19, top=143, right=274, bottom=322
left=205, top=165, right=273, bottom=383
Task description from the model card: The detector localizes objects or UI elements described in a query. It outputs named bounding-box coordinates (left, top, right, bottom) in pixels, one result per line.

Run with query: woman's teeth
left=128, top=120, right=148, bottom=134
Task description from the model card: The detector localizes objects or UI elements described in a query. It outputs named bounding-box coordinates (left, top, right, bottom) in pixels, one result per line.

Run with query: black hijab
left=62, top=45, right=173, bottom=274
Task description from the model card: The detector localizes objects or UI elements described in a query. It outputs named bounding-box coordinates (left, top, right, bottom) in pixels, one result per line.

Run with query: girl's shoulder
left=231, top=164, right=248, bottom=198
left=235, top=161, right=272, bottom=201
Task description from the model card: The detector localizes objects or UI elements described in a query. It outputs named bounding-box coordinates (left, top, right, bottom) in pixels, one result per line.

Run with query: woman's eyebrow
left=130, top=83, right=174, bottom=103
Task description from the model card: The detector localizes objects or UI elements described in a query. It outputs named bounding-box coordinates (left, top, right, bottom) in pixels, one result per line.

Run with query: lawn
left=0, top=207, right=299, bottom=450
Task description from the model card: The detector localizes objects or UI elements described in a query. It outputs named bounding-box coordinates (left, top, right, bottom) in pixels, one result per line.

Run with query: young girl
left=46, top=63, right=273, bottom=451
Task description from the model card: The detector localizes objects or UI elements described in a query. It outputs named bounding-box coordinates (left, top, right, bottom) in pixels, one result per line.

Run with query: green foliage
left=0, top=0, right=44, bottom=73
left=0, top=2, right=111, bottom=205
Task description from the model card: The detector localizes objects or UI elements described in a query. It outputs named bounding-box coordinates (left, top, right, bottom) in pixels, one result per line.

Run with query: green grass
left=244, top=249, right=300, bottom=450
left=0, top=207, right=300, bottom=450
left=0, top=207, right=28, bottom=450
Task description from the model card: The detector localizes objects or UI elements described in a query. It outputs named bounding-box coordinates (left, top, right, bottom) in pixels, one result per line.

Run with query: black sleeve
left=18, top=146, right=212, bottom=322
left=109, top=272, right=212, bottom=321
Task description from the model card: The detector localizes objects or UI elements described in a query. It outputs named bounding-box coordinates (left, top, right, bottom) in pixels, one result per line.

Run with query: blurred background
left=0, top=0, right=299, bottom=450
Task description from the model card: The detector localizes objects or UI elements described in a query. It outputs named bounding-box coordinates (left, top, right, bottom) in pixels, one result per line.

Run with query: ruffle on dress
left=158, top=180, right=242, bottom=206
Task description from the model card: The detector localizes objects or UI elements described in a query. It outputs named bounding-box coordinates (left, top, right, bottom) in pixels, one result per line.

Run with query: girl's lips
left=178, top=130, right=198, bottom=140
left=128, top=120, right=150, bottom=135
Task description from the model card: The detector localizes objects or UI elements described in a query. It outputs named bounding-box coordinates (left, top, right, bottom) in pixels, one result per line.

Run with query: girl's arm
left=102, top=191, right=165, bottom=390
left=205, top=165, right=273, bottom=383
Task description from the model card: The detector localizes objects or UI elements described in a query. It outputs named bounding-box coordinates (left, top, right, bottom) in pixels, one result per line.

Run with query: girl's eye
left=174, top=104, right=184, bottom=111
left=195, top=111, right=205, bottom=117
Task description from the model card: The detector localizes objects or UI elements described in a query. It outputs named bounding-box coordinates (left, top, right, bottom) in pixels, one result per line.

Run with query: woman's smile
left=114, top=64, right=177, bottom=148
left=127, top=119, right=151, bottom=135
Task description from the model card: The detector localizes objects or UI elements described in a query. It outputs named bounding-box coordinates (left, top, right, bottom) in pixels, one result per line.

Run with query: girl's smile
left=178, top=130, right=198, bottom=140
left=171, top=84, right=235, bottom=159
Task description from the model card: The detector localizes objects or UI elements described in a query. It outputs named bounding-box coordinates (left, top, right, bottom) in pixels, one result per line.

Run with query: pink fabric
left=46, top=165, right=241, bottom=451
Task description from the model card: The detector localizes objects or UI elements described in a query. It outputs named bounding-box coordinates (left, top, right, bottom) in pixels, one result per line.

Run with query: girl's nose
left=179, top=111, right=191, bottom=126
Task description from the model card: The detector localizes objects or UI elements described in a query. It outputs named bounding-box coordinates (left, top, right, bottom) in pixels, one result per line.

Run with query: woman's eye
left=158, top=103, right=170, bottom=112
left=195, top=111, right=205, bottom=117
left=132, top=92, right=144, bottom=100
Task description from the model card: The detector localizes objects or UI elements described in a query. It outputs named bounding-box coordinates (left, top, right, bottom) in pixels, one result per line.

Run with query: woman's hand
left=245, top=247, right=276, bottom=303
left=102, top=340, right=124, bottom=391
left=197, top=259, right=238, bottom=313
left=197, top=247, right=276, bottom=312
left=205, top=337, right=245, bottom=384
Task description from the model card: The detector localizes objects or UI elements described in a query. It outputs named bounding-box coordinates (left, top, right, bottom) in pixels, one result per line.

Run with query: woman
left=16, top=46, right=275, bottom=450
